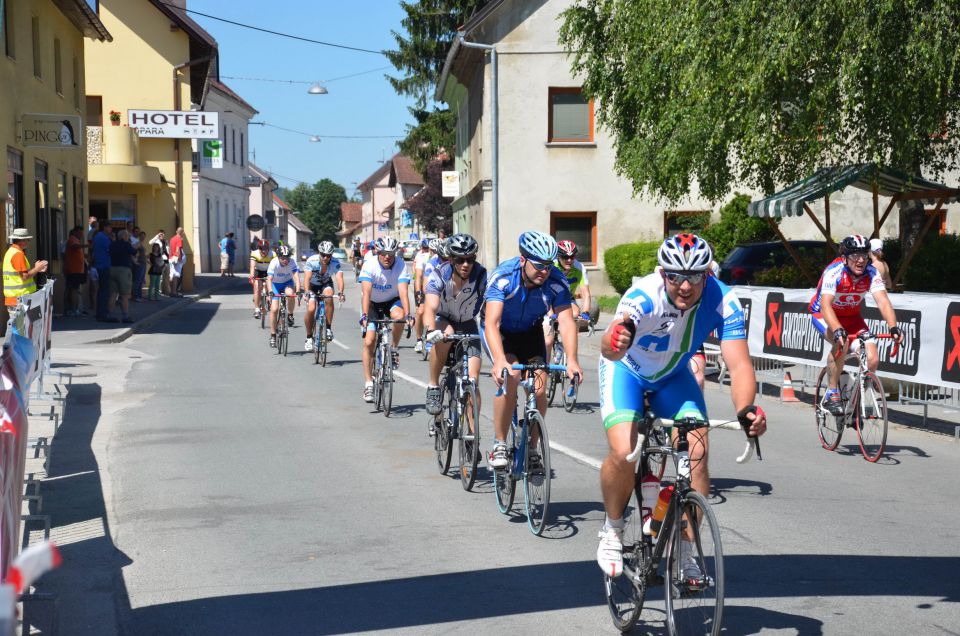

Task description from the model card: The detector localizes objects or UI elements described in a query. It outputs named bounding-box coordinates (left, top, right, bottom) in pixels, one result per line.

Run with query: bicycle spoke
left=665, top=491, right=723, bottom=636
left=855, top=374, right=888, bottom=462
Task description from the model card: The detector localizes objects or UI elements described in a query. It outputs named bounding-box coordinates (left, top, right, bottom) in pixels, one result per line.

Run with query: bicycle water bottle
left=648, top=485, right=674, bottom=538
left=640, top=473, right=660, bottom=536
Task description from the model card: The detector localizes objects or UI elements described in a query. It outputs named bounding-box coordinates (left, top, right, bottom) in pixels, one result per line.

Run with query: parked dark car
left=719, top=241, right=831, bottom=285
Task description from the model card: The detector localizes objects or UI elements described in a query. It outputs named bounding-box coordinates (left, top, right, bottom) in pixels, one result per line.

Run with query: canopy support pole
left=874, top=195, right=900, bottom=237
left=802, top=203, right=835, bottom=248
left=824, top=195, right=831, bottom=240
left=893, top=197, right=945, bottom=287
left=872, top=183, right=880, bottom=235
left=765, top=218, right=817, bottom=286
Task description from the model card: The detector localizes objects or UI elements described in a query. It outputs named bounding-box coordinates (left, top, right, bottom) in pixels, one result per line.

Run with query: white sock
left=604, top=516, right=625, bottom=531
left=365, top=381, right=373, bottom=388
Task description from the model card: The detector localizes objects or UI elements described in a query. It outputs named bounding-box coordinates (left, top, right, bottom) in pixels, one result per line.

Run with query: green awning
left=748, top=163, right=960, bottom=218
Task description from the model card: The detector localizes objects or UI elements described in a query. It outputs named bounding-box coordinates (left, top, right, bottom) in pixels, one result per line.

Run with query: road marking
left=330, top=339, right=350, bottom=351
left=394, top=369, right=428, bottom=389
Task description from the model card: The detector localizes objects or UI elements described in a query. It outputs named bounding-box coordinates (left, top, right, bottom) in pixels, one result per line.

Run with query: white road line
left=330, top=339, right=350, bottom=351
left=394, top=369, right=429, bottom=389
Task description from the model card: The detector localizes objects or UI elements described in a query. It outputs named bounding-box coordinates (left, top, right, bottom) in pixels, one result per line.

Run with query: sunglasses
left=847, top=252, right=869, bottom=261
left=453, top=256, right=476, bottom=265
left=320, top=253, right=332, bottom=257
left=663, top=271, right=705, bottom=285
left=525, top=258, right=552, bottom=271
left=558, top=254, right=575, bottom=261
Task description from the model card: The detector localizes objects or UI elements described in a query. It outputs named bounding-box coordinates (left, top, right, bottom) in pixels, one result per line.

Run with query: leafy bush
left=752, top=252, right=835, bottom=288
left=700, top=193, right=779, bottom=262
left=903, top=233, right=960, bottom=292
left=604, top=242, right=661, bottom=293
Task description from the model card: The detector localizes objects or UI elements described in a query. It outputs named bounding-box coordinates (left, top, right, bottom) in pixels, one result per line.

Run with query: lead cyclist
left=596, top=233, right=767, bottom=579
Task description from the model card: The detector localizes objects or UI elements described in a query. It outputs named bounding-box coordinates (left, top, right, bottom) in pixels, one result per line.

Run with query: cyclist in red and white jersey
left=809, top=234, right=903, bottom=415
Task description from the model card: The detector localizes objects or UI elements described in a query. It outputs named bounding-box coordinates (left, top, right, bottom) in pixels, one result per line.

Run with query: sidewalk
left=53, top=274, right=246, bottom=347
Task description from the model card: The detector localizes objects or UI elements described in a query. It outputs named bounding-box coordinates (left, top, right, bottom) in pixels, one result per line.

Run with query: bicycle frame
left=821, top=332, right=899, bottom=422
left=496, top=363, right=566, bottom=480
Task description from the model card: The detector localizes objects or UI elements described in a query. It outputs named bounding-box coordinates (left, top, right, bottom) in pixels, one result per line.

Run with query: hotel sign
left=19, top=113, right=82, bottom=148
left=128, top=110, right=218, bottom=139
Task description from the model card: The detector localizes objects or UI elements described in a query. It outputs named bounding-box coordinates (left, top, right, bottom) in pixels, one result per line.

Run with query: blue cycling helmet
left=420, top=238, right=430, bottom=249
left=518, top=230, right=558, bottom=262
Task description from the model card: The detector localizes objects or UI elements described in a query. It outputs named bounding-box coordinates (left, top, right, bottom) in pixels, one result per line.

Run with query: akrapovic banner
left=723, top=285, right=957, bottom=389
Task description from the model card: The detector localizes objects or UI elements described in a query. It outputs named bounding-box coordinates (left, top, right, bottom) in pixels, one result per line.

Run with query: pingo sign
left=20, top=114, right=83, bottom=148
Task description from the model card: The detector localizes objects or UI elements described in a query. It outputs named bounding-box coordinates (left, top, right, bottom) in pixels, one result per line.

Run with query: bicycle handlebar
left=625, top=419, right=757, bottom=465
left=494, top=363, right=580, bottom=397
left=833, top=331, right=900, bottom=360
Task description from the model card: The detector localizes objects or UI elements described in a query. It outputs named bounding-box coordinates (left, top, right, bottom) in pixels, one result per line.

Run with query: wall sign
left=201, top=140, right=223, bottom=169
left=128, top=110, right=218, bottom=138
left=19, top=114, right=82, bottom=148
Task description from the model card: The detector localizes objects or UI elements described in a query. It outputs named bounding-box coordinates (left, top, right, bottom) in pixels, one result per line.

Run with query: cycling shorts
left=435, top=317, right=481, bottom=359
left=480, top=321, right=546, bottom=366
left=599, top=356, right=708, bottom=431
left=271, top=281, right=295, bottom=296
left=309, top=281, right=334, bottom=296
left=811, top=312, right=871, bottom=341
left=366, top=297, right=402, bottom=333
left=254, top=269, right=269, bottom=280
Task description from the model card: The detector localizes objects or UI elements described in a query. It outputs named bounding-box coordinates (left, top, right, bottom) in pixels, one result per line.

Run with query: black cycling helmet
left=277, top=244, right=293, bottom=258
left=840, top=234, right=869, bottom=255
left=446, top=233, right=479, bottom=257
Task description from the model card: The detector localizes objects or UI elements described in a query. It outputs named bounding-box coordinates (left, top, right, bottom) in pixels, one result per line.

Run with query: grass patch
left=596, top=295, right=620, bottom=313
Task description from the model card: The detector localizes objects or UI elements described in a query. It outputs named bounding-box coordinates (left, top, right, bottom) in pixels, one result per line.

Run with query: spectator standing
left=108, top=229, right=136, bottom=323
left=147, top=243, right=165, bottom=300
left=132, top=230, right=147, bottom=301
left=93, top=221, right=113, bottom=321
left=2, top=228, right=48, bottom=309
left=869, top=238, right=894, bottom=291
left=63, top=226, right=86, bottom=315
left=86, top=215, right=98, bottom=243
left=219, top=232, right=230, bottom=276
left=226, top=232, right=237, bottom=276
left=149, top=230, right=169, bottom=295
left=168, top=227, right=186, bottom=297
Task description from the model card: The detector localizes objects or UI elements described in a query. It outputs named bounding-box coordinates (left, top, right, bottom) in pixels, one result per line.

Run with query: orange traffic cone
left=781, top=371, right=799, bottom=402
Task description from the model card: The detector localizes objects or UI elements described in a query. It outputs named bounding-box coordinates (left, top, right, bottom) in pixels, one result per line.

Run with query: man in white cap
left=3, top=228, right=48, bottom=308
left=869, top=238, right=893, bottom=290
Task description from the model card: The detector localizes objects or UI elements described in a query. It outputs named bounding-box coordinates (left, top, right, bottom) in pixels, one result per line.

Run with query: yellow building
left=84, top=0, right=216, bottom=291
left=1, top=0, right=110, bottom=304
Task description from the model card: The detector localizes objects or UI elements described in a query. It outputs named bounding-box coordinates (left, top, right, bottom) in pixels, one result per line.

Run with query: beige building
left=2, top=0, right=110, bottom=307
left=356, top=153, right=424, bottom=244
left=84, top=0, right=217, bottom=292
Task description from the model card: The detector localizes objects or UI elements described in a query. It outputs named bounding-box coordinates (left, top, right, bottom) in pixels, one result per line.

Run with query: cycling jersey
left=358, top=256, right=411, bottom=303
left=425, top=261, right=487, bottom=323
left=611, top=273, right=745, bottom=383
left=809, top=258, right=885, bottom=317
left=421, top=255, right=441, bottom=282
left=556, top=259, right=589, bottom=295
left=484, top=257, right=572, bottom=333
left=303, top=255, right=341, bottom=289
left=250, top=249, right=274, bottom=272
left=413, top=251, right=432, bottom=284
left=267, top=257, right=299, bottom=285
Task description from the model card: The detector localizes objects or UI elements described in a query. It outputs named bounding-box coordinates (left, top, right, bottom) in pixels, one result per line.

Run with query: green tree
left=560, top=1, right=960, bottom=245
left=398, top=108, right=456, bottom=175
left=404, top=158, right=454, bottom=235
left=280, top=179, right=347, bottom=244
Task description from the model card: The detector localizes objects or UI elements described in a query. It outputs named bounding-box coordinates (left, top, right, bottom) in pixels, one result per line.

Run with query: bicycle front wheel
left=260, top=297, right=267, bottom=329
left=562, top=376, right=579, bottom=412
left=665, top=491, right=724, bottom=636
left=435, top=382, right=453, bottom=474
left=458, top=384, right=481, bottom=491
left=523, top=413, right=551, bottom=536
left=814, top=365, right=843, bottom=451
left=382, top=361, right=394, bottom=417
left=854, top=373, right=888, bottom=462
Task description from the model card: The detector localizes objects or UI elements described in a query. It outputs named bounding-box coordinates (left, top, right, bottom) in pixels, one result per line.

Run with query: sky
left=186, top=0, right=420, bottom=197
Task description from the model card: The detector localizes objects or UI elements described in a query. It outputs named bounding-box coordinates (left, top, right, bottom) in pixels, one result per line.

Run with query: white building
left=192, top=79, right=257, bottom=271
left=245, top=162, right=278, bottom=247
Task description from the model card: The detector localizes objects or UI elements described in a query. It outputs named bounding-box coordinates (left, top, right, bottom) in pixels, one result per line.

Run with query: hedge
left=604, top=241, right=660, bottom=293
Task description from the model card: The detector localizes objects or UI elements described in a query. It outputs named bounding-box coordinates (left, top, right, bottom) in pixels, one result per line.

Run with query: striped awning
left=748, top=163, right=960, bottom=218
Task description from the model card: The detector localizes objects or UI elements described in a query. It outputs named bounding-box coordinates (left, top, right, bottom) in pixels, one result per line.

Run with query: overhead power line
left=251, top=121, right=403, bottom=139
left=159, top=1, right=386, bottom=55
left=222, top=66, right=392, bottom=85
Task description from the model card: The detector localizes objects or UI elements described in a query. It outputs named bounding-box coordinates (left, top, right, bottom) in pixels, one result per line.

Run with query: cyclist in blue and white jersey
left=302, top=240, right=345, bottom=351
left=596, top=233, right=767, bottom=579
left=482, top=231, right=583, bottom=469
left=267, top=245, right=302, bottom=348
left=413, top=238, right=435, bottom=354
left=423, top=234, right=487, bottom=416
left=358, top=236, right=414, bottom=403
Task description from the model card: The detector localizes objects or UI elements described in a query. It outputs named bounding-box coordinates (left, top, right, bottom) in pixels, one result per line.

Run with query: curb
left=88, top=279, right=243, bottom=345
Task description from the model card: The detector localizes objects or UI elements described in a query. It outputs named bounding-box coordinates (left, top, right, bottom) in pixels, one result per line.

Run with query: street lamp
left=308, top=82, right=328, bottom=95
left=308, top=135, right=322, bottom=143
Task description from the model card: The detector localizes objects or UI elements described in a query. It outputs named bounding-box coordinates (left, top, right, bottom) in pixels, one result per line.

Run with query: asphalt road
left=70, top=276, right=960, bottom=634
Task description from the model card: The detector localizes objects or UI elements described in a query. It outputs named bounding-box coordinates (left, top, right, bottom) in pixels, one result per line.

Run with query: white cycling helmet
left=428, top=238, right=442, bottom=253
left=657, top=233, right=713, bottom=272
left=317, top=240, right=334, bottom=255
left=518, top=230, right=558, bottom=262
left=374, top=236, right=399, bottom=253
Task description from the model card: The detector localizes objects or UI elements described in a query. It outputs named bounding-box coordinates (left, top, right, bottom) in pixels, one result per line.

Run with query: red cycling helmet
left=557, top=240, right=578, bottom=258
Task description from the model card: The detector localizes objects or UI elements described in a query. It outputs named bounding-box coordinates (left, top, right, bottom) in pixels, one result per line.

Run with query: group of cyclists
left=250, top=225, right=904, bottom=583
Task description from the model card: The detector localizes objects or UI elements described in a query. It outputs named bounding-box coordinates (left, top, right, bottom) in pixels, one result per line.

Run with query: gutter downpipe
left=457, top=38, right=499, bottom=264
left=172, top=55, right=214, bottom=229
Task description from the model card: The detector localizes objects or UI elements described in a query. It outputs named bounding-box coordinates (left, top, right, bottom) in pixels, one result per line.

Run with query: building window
left=31, top=16, right=41, bottom=78
left=3, top=0, right=14, bottom=59
left=89, top=197, right=136, bottom=227
left=550, top=211, right=597, bottom=263
left=72, top=56, right=80, bottom=109
left=54, top=38, right=62, bottom=94
left=6, top=148, right=24, bottom=241
left=240, top=132, right=244, bottom=167
left=548, top=87, right=593, bottom=143
left=85, top=96, right=103, bottom=126
left=663, top=210, right=710, bottom=237
left=73, top=176, right=85, bottom=228
left=231, top=128, right=236, bottom=164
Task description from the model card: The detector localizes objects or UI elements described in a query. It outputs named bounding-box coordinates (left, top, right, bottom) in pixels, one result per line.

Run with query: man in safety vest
left=3, top=228, right=48, bottom=308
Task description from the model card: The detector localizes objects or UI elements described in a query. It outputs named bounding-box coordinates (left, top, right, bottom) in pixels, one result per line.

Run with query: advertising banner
left=128, top=110, right=218, bottom=139
left=19, top=114, right=82, bottom=149
left=0, top=350, right=28, bottom=578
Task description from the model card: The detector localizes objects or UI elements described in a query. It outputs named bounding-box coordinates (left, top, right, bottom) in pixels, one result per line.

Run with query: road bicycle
left=430, top=334, right=482, bottom=490
left=545, top=315, right=580, bottom=412
left=272, top=293, right=294, bottom=356
left=493, top=363, right=577, bottom=536
left=309, top=292, right=342, bottom=366
left=258, top=281, right=270, bottom=329
left=366, top=319, right=408, bottom=417
left=604, top=401, right=759, bottom=635
left=814, top=331, right=898, bottom=462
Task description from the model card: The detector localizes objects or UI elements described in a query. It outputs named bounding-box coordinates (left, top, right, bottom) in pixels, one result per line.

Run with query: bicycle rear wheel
left=281, top=323, right=289, bottom=356
left=665, top=491, right=724, bottom=636
left=435, top=381, right=453, bottom=474
left=562, top=375, right=579, bottom=412
left=814, top=365, right=843, bottom=451
left=523, top=413, right=551, bottom=536
left=373, top=354, right=383, bottom=412
left=854, top=373, right=888, bottom=462
left=260, top=295, right=267, bottom=329
left=458, top=384, right=481, bottom=491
